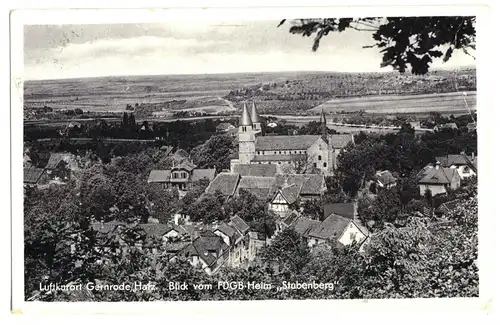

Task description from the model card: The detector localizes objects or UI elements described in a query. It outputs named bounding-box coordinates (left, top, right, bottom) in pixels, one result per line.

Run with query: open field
left=25, top=70, right=476, bottom=118
left=310, top=91, right=476, bottom=115
left=24, top=72, right=308, bottom=113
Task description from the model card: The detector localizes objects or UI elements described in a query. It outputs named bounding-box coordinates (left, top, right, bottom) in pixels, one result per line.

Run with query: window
left=274, top=151, right=277, bottom=154
left=242, top=126, right=247, bottom=132
left=278, top=162, right=281, bottom=164
left=313, top=163, right=317, bottom=168
left=279, top=151, right=282, bottom=154
left=323, top=162, right=327, bottom=167
left=318, top=155, right=322, bottom=161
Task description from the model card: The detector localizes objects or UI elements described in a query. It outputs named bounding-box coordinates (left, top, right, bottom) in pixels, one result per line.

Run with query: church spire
left=251, top=101, right=259, bottom=123
left=320, top=108, right=328, bottom=138
left=239, top=102, right=251, bottom=127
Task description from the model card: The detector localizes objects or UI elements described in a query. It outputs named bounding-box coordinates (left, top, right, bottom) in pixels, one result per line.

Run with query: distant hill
left=224, top=69, right=476, bottom=114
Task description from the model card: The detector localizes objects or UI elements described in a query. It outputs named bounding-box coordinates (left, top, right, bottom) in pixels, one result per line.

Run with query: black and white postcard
left=9, top=3, right=497, bottom=318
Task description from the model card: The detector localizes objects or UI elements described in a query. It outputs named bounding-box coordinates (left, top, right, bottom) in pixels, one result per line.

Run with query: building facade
left=230, top=102, right=353, bottom=176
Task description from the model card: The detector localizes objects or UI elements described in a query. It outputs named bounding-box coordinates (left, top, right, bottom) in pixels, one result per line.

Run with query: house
left=307, top=214, right=369, bottom=248
left=467, top=123, right=477, bottom=132
left=435, top=199, right=460, bottom=216
left=417, top=162, right=461, bottom=196
left=433, top=123, right=458, bottom=132
left=44, top=153, right=74, bottom=181
left=205, top=172, right=326, bottom=216
left=213, top=216, right=250, bottom=268
left=230, top=101, right=353, bottom=175
left=276, top=210, right=300, bottom=232
left=216, top=122, right=236, bottom=133
left=23, top=166, right=49, bottom=186
left=247, top=231, right=267, bottom=262
left=91, top=221, right=129, bottom=258
left=178, top=230, right=230, bottom=275
left=147, top=161, right=216, bottom=191
left=435, top=152, right=477, bottom=179
left=373, top=170, right=397, bottom=189
left=290, top=216, right=321, bottom=240
left=205, top=172, right=241, bottom=198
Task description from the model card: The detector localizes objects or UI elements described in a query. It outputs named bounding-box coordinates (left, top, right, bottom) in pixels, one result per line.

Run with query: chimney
left=435, top=161, right=441, bottom=169
left=460, top=151, right=465, bottom=155
left=472, top=152, right=475, bottom=159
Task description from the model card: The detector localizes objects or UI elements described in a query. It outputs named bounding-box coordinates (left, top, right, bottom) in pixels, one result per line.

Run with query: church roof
left=255, top=135, right=321, bottom=151
left=327, top=134, right=354, bottom=149
left=251, top=154, right=305, bottom=162
left=239, top=102, right=252, bottom=126
left=251, top=101, right=259, bottom=123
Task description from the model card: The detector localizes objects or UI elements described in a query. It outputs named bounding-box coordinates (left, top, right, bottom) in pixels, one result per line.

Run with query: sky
left=24, top=21, right=476, bottom=80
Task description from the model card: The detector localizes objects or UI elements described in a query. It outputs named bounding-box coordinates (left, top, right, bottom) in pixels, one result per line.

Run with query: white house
left=417, top=162, right=461, bottom=196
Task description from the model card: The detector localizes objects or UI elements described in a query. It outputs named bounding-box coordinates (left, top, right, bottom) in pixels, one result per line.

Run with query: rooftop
left=418, top=165, right=459, bottom=185
left=229, top=215, right=250, bottom=235
left=147, top=170, right=171, bottom=183
left=327, top=134, right=354, bottom=149
left=24, top=166, right=46, bottom=184
left=308, top=214, right=352, bottom=240
left=251, top=154, right=305, bottom=162
left=192, top=168, right=216, bottom=182
left=205, top=172, right=240, bottom=197
left=232, top=163, right=277, bottom=177
left=374, top=170, right=397, bottom=186
left=45, top=153, right=71, bottom=169
left=323, top=203, right=356, bottom=220
left=291, top=217, right=321, bottom=238
left=255, top=135, right=322, bottom=151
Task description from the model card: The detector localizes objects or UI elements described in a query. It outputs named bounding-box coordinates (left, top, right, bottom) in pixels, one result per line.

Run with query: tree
left=260, top=228, right=311, bottom=274
left=280, top=17, right=476, bottom=74
left=186, top=191, right=227, bottom=223
left=301, top=199, right=323, bottom=220
left=24, top=184, right=102, bottom=300
left=146, top=184, right=179, bottom=223
left=226, top=189, right=277, bottom=237
left=358, top=187, right=402, bottom=229
left=190, top=134, right=238, bottom=172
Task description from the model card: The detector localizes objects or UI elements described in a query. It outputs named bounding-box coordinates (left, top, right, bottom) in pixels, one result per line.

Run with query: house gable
left=271, top=191, right=289, bottom=205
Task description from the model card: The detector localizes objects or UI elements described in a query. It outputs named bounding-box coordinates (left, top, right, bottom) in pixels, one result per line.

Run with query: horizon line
left=24, top=66, right=477, bottom=83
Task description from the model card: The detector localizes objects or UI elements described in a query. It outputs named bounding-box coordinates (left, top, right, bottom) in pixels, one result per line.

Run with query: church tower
left=251, top=101, right=262, bottom=135
left=238, top=102, right=256, bottom=164
left=320, top=108, right=328, bottom=140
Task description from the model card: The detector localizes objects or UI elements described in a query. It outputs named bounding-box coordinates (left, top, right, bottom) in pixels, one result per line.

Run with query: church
left=230, top=101, right=354, bottom=176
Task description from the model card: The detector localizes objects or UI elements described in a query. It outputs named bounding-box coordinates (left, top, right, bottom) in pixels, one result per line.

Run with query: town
left=24, top=94, right=478, bottom=301
left=22, top=17, right=478, bottom=302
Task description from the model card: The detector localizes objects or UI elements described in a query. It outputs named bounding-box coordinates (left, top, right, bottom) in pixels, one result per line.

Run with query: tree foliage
left=280, top=17, right=476, bottom=74
left=190, top=134, right=238, bottom=172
